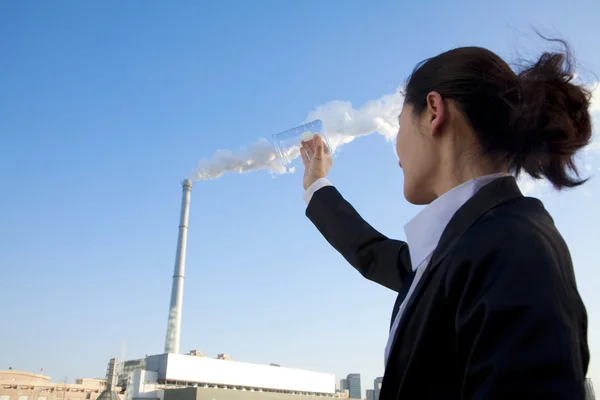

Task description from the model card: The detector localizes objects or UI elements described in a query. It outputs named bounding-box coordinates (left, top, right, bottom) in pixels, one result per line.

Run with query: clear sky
left=1, top=0, right=599, bottom=395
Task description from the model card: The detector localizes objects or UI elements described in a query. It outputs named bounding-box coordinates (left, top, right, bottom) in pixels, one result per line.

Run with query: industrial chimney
left=164, top=179, right=192, bottom=354
left=96, top=358, right=120, bottom=400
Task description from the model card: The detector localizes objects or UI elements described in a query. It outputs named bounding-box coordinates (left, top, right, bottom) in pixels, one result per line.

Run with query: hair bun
left=510, top=45, right=593, bottom=189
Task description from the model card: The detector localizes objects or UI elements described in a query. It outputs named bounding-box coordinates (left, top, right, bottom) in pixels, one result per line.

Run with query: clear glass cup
left=272, top=119, right=334, bottom=172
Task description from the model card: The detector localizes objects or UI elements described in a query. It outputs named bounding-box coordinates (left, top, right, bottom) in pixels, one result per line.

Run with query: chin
left=404, top=185, right=434, bottom=206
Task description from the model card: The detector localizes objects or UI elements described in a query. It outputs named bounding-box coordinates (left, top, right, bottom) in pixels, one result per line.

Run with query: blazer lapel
left=386, top=176, right=524, bottom=370
left=390, top=268, right=417, bottom=329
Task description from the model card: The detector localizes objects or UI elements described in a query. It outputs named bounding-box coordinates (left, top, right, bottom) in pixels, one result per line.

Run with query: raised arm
left=305, top=185, right=411, bottom=292
left=299, top=134, right=411, bottom=292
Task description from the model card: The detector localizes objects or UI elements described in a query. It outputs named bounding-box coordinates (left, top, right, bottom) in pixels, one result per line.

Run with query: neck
left=433, top=157, right=507, bottom=198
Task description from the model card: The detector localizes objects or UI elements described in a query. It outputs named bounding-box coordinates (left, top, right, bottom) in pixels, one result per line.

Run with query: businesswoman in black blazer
left=300, top=42, right=591, bottom=399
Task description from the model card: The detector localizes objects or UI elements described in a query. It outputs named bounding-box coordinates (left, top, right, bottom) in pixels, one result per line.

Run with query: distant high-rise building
left=346, top=374, right=361, bottom=399
left=586, top=378, right=596, bottom=400
left=340, top=378, right=348, bottom=392
left=374, top=377, right=383, bottom=399
left=366, top=389, right=375, bottom=400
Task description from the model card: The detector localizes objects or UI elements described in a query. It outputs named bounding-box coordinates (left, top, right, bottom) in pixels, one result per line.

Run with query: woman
left=300, top=43, right=591, bottom=399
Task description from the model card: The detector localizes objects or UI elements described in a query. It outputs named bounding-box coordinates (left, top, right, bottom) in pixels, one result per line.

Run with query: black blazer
left=306, top=176, right=589, bottom=399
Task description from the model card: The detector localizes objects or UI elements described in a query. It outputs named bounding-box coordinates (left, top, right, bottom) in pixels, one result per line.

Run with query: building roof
left=0, top=370, right=51, bottom=383
left=0, top=370, right=117, bottom=392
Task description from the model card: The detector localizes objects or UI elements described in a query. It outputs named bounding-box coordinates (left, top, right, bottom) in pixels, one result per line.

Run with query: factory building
left=117, top=180, right=339, bottom=400
left=122, top=352, right=337, bottom=399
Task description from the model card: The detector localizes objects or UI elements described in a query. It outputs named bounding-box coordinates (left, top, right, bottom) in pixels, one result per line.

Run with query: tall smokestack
left=164, top=179, right=192, bottom=354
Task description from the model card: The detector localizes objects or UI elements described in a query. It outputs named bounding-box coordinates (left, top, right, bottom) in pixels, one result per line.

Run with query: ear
left=425, top=91, right=445, bottom=136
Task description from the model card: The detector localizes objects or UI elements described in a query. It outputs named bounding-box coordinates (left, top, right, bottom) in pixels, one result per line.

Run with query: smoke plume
left=191, top=91, right=404, bottom=180
left=191, top=84, right=600, bottom=184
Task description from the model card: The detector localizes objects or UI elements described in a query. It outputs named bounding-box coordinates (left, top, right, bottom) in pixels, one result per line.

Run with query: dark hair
left=403, top=39, right=593, bottom=190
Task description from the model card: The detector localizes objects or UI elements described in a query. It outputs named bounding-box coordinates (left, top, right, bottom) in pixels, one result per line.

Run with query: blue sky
left=1, top=0, right=599, bottom=395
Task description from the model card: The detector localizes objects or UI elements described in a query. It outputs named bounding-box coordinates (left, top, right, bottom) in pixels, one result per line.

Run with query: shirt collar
left=403, top=173, right=509, bottom=271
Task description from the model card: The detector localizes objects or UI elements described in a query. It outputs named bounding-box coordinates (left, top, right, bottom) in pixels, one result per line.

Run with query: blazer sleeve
left=305, top=185, right=412, bottom=292
left=451, top=218, right=589, bottom=399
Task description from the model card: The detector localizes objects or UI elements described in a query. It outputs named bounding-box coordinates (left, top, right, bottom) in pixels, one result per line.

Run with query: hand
left=300, top=134, right=332, bottom=190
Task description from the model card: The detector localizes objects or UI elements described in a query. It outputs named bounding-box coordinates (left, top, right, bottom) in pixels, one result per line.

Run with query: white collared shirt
left=303, top=173, right=509, bottom=366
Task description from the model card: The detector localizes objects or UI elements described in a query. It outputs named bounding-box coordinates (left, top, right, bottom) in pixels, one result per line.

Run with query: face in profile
left=395, top=104, right=438, bottom=205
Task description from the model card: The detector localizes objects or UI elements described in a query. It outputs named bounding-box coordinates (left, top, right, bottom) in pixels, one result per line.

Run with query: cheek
left=396, top=128, right=416, bottom=166
left=399, top=137, right=426, bottom=179
left=395, top=129, right=406, bottom=160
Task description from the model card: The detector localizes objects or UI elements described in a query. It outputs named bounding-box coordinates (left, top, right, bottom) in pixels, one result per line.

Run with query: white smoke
left=306, top=91, right=404, bottom=150
left=191, top=84, right=600, bottom=189
left=191, top=91, right=404, bottom=180
left=192, top=138, right=287, bottom=181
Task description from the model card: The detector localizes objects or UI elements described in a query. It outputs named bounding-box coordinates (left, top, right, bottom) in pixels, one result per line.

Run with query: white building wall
left=163, top=354, right=335, bottom=394
left=125, top=370, right=163, bottom=400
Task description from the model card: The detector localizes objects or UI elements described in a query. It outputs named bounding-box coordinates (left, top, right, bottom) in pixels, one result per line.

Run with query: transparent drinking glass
left=272, top=119, right=334, bottom=172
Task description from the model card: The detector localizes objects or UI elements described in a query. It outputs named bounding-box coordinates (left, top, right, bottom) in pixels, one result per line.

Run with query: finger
left=306, top=137, right=316, bottom=153
left=315, top=141, right=324, bottom=159
left=303, top=141, right=315, bottom=159
left=300, top=146, right=309, bottom=166
left=314, top=135, right=325, bottom=159
left=314, top=134, right=331, bottom=155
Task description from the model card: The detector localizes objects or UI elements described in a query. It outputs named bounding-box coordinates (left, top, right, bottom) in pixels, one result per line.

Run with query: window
left=19, top=396, right=29, bottom=400
left=38, top=397, right=48, bottom=400
left=0, top=395, right=11, bottom=400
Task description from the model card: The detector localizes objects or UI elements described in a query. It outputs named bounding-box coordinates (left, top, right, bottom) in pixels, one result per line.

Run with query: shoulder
left=458, top=196, right=566, bottom=258
left=445, top=196, right=577, bottom=294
